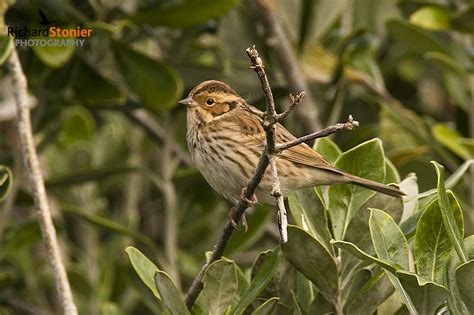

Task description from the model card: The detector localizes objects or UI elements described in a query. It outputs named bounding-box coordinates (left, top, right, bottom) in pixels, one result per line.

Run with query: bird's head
left=179, top=80, right=242, bottom=122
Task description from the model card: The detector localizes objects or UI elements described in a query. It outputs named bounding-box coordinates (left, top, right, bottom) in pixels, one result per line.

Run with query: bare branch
left=276, top=92, right=305, bottom=122
left=7, top=48, right=78, bottom=314
left=276, top=115, right=359, bottom=152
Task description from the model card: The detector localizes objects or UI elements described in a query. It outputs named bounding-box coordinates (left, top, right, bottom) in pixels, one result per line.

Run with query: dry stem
left=7, top=49, right=78, bottom=314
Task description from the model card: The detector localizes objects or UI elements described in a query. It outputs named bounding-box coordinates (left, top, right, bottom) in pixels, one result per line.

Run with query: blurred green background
left=0, top=0, right=472, bottom=313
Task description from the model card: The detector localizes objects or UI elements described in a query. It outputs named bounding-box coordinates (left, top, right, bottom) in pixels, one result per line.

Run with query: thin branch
left=246, top=45, right=289, bottom=243
left=7, top=49, right=78, bottom=314
left=276, top=92, right=305, bottom=122
left=276, top=115, right=359, bottom=152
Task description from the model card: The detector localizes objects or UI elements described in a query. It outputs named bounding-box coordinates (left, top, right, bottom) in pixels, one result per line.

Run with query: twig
left=7, top=49, right=78, bottom=314
left=184, top=46, right=358, bottom=310
left=250, top=0, right=323, bottom=132
left=277, top=115, right=359, bottom=152
left=246, top=45, right=289, bottom=243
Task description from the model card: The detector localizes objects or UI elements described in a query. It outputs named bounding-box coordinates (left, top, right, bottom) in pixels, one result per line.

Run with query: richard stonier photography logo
left=7, top=9, right=93, bottom=47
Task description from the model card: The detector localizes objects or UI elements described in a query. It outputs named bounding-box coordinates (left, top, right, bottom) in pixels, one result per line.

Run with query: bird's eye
left=206, top=98, right=215, bottom=106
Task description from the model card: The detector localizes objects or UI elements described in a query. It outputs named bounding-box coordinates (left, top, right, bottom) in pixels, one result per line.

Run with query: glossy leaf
left=0, top=165, right=12, bottom=203
left=74, top=61, right=125, bottom=105
left=396, top=271, right=449, bottom=315
left=132, top=0, right=239, bottom=28
left=445, top=236, right=474, bottom=314
left=331, top=240, right=398, bottom=273
left=0, top=36, right=13, bottom=65
left=328, top=139, right=385, bottom=239
left=313, top=137, right=342, bottom=164
left=114, top=42, right=182, bottom=112
left=432, top=161, right=467, bottom=263
left=154, top=271, right=189, bottom=315
left=409, top=6, right=452, bottom=31
left=455, top=260, right=474, bottom=312
left=125, top=246, right=161, bottom=300
left=282, top=226, right=338, bottom=302
left=288, top=188, right=332, bottom=253
left=231, top=248, right=280, bottom=314
left=369, top=209, right=409, bottom=270
left=414, top=191, right=463, bottom=283
left=202, top=259, right=237, bottom=315
left=251, top=297, right=279, bottom=315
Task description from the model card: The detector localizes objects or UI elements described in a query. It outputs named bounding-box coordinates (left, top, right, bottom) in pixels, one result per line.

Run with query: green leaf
left=432, top=161, right=468, bottom=263
left=414, top=191, right=463, bottom=283
left=445, top=235, right=474, bottom=314
left=432, top=124, right=471, bottom=160
left=31, top=35, right=76, bottom=68
left=328, top=138, right=385, bottom=239
left=313, top=137, right=342, bottom=164
left=384, top=159, right=400, bottom=184
left=251, top=297, right=279, bottom=315
left=344, top=270, right=395, bottom=315
left=282, top=226, right=338, bottom=302
left=288, top=188, right=332, bottom=253
left=452, top=4, right=474, bottom=34
left=0, top=165, right=12, bottom=203
left=74, top=61, right=125, bottom=105
left=304, top=0, right=349, bottom=41
left=58, top=106, right=95, bottom=146
left=386, top=18, right=450, bottom=55
left=131, top=0, right=239, bottom=28
left=0, top=36, right=13, bottom=65
left=409, top=6, right=452, bottom=31
left=231, top=248, right=280, bottom=314
left=331, top=240, right=398, bottom=273
left=114, top=42, right=182, bottom=112
left=396, top=271, right=449, bottom=315
left=125, top=246, right=161, bottom=300
left=154, top=271, right=189, bottom=315
left=202, top=259, right=237, bottom=315
left=455, top=260, right=474, bottom=312
left=369, top=209, right=409, bottom=270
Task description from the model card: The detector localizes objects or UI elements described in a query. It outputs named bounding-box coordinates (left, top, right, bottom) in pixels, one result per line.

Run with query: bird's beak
left=178, top=96, right=197, bottom=107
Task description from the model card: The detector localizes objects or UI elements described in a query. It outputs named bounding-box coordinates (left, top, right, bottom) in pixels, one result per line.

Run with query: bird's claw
left=240, top=188, right=258, bottom=207
left=229, top=208, right=248, bottom=232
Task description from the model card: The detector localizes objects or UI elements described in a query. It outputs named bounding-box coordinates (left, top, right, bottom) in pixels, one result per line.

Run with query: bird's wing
left=222, top=105, right=342, bottom=173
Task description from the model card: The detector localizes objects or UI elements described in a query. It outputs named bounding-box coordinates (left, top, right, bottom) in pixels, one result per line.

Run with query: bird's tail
left=344, top=174, right=405, bottom=197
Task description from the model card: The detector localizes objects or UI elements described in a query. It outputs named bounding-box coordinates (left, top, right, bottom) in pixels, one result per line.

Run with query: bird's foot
left=228, top=189, right=257, bottom=232
left=229, top=208, right=248, bottom=232
left=240, top=188, right=258, bottom=207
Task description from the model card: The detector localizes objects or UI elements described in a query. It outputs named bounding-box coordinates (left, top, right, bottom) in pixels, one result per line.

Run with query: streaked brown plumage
left=180, top=80, right=403, bottom=205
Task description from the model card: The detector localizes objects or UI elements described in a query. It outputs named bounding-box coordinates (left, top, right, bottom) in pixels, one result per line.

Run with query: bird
left=38, top=9, right=59, bottom=26
left=180, top=80, right=403, bottom=223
